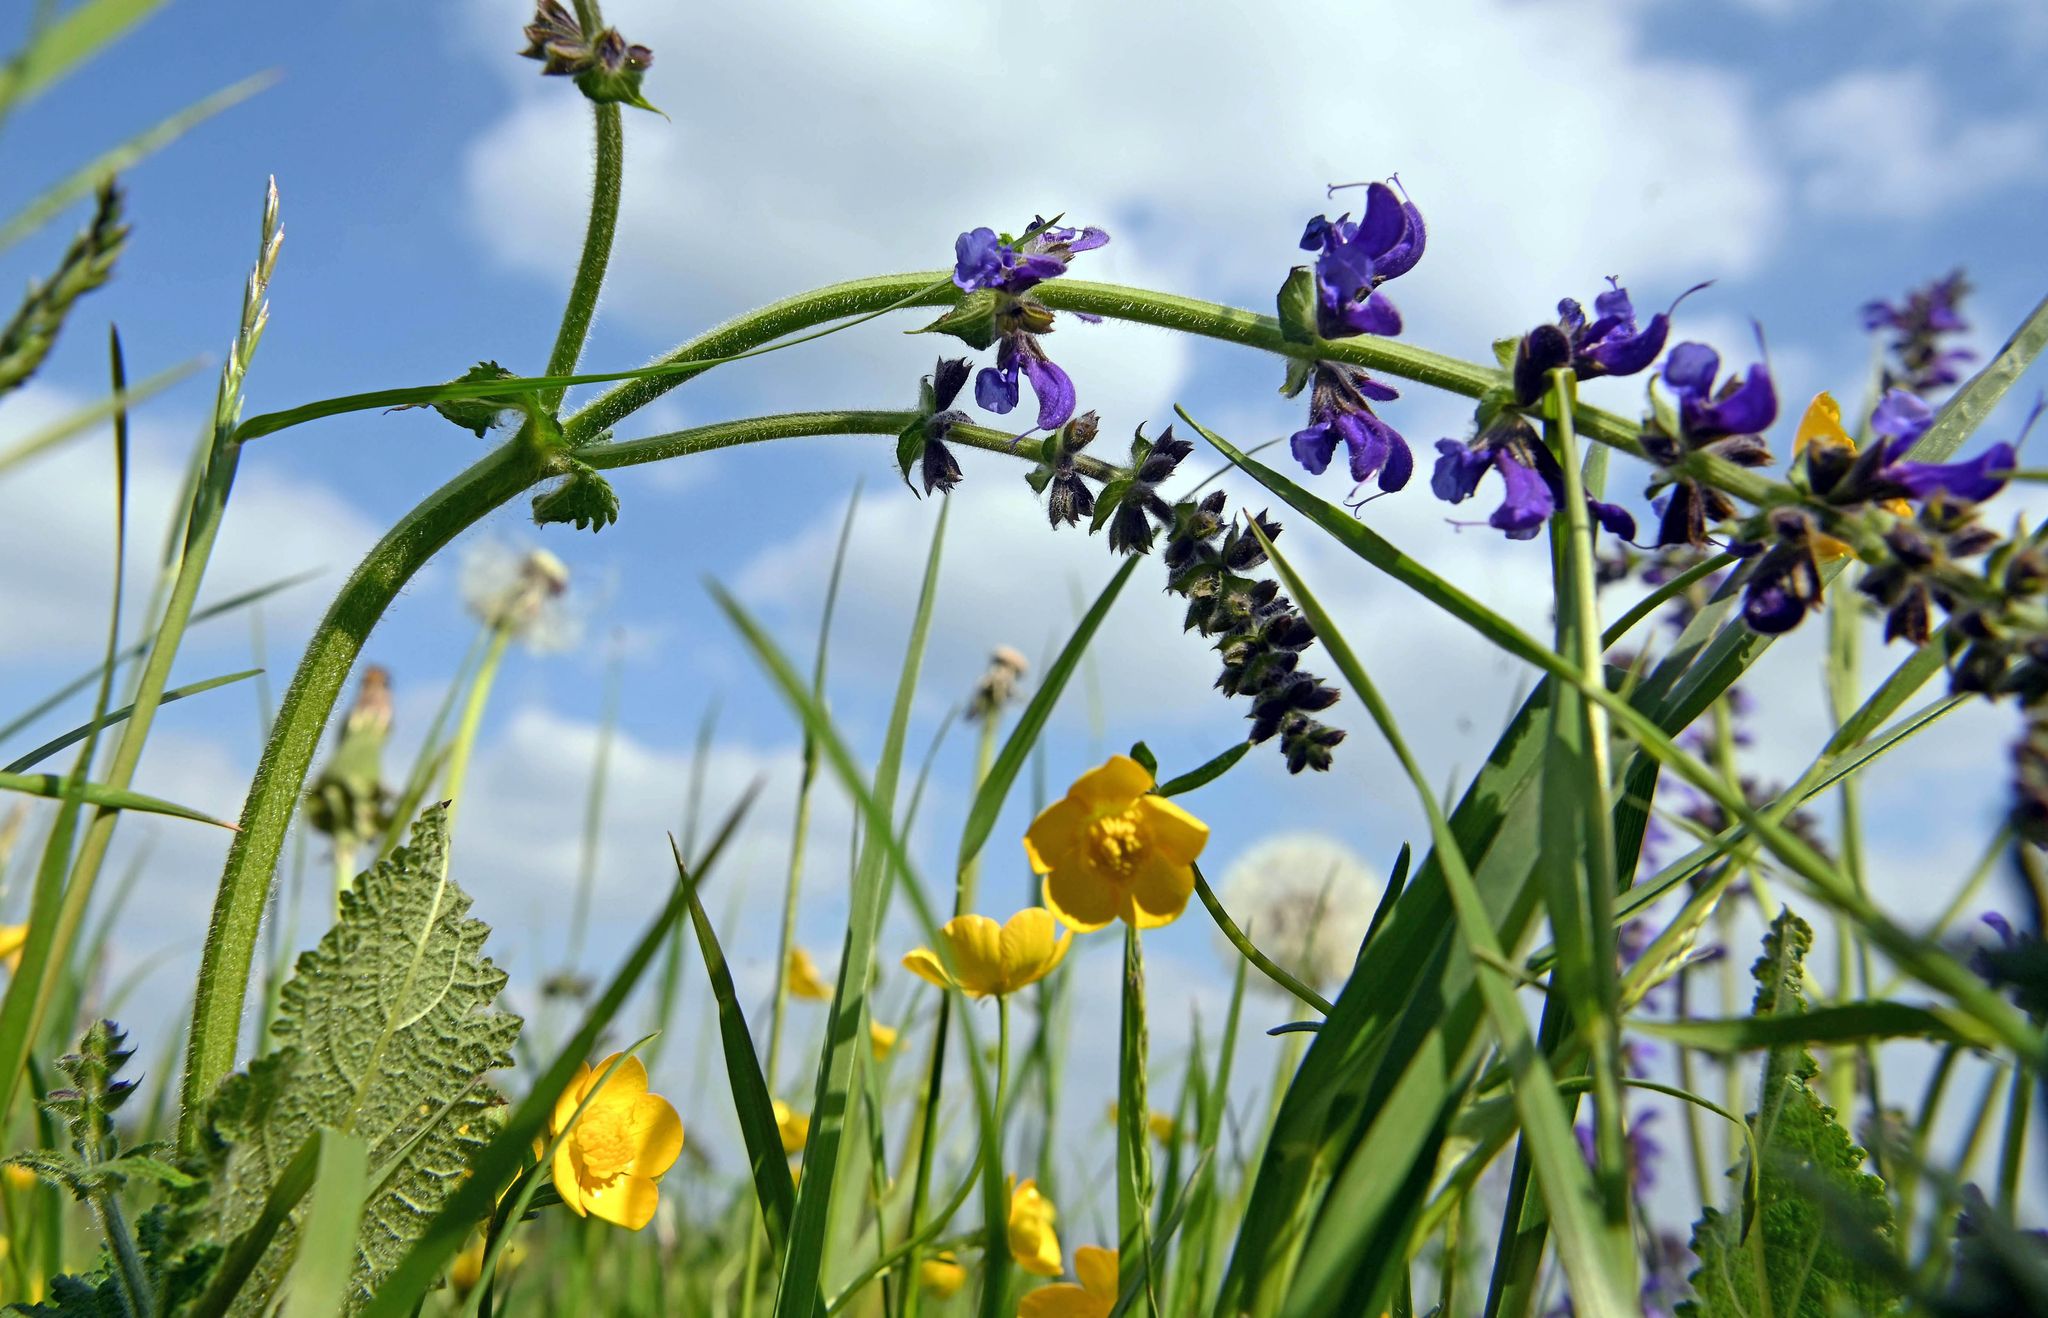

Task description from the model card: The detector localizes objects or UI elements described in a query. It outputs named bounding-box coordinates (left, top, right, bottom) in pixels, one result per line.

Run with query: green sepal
left=575, top=65, right=660, bottom=114
left=1279, top=356, right=1314, bottom=399
left=912, top=291, right=1000, bottom=351
left=1090, top=475, right=1135, bottom=533
left=429, top=361, right=520, bottom=437
left=895, top=417, right=927, bottom=490
left=1128, top=741, right=1158, bottom=777
left=1492, top=335, right=1520, bottom=371
left=1024, top=464, right=1054, bottom=495
left=1648, top=376, right=1682, bottom=449
left=531, top=457, right=620, bottom=532
left=1276, top=267, right=1320, bottom=345
left=1472, top=384, right=1519, bottom=434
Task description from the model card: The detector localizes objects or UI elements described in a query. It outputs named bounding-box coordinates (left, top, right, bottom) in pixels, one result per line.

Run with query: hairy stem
left=542, top=103, right=622, bottom=414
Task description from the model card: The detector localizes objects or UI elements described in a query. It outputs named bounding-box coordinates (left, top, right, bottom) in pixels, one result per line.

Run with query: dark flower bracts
left=931, top=217, right=1107, bottom=432
left=897, top=358, right=972, bottom=496
left=519, top=1, right=655, bottom=111
left=1641, top=342, right=1777, bottom=550
left=1279, top=180, right=1425, bottom=497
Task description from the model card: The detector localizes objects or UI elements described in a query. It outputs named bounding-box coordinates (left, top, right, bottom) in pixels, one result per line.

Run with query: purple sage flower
left=1298, top=180, right=1426, bottom=340
left=1541, top=278, right=1704, bottom=384
left=1871, top=391, right=2034, bottom=508
left=1862, top=270, right=1976, bottom=396
left=1290, top=364, right=1413, bottom=496
left=1432, top=418, right=1637, bottom=542
left=1641, top=342, right=1776, bottom=548
left=948, top=216, right=1107, bottom=431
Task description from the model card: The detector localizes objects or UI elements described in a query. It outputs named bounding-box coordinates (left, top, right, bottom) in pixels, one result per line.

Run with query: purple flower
left=1572, top=1110, right=1663, bottom=1193
left=1733, top=508, right=1829, bottom=634
left=1289, top=364, right=1413, bottom=495
left=1297, top=180, right=1425, bottom=340
left=1642, top=342, right=1777, bottom=548
left=1862, top=270, right=1975, bottom=396
left=948, top=217, right=1107, bottom=432
left=1549, top=278, right=1703, bottom=382
left=1432, top=418, right=1637, bottom=542
left=1870, top=388, right=1935, bottom=449
left=1882, top=443, right=2017, bottom=505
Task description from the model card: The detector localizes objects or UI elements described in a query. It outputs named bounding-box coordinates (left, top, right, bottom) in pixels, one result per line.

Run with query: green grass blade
left=670, top=826, right=796, bottom=1252
left=0, top=0, right=162, bottom=118
left=281, top=1128, right=368, bottom=1318
left=0, top=358, right=197, bottom=475
left=188, top=1133, right=321, bottom=1318
left=1635, top=1002, right=1997, bottom=1052
left=772, top=499, right=949, bottom=1317
left=955, top=554, right=1140, bottom=876
left=1915, top=291, right=2048, bottom=462
left=1154, top=741, right=1251, bottom=798
left=0, top=72, right=273, bottom=254
left=2, top=667, right=261, bottom=773
left=0, top=769, right=237, bottom=826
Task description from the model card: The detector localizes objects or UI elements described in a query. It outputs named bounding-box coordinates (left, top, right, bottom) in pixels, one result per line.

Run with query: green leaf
left=1915, top=291, right=2048, bottom=462
left=530, top=456, right=620, bottom=531
left=1154, top=741, right=1250, bottom=797
left=418, top=360, right=519, bottom=437
left=912, top=291, right=1000, bottom=351
left=1276, top=267, right=1319, bottom=344
left=1680, top=910, right=1903, bottom=1318
left=4, top=668, right=263, bottom=774
left=1636, top=1001, right=1997, bottom=1052
left=1090, top=474, right=1135, bottom=533
left=1278, top=355, right=1314, bottom=398
left=896, top=415, right=928, bottom=488
left=202, top=806, right=520, bottom=1313
left=0, top=0, right=163, bottom=116
left=0, top=769, right=236, bottom=828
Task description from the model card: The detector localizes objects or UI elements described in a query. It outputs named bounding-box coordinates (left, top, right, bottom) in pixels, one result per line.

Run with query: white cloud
left=460, top=0, right=1783, bottom=424
left=0, top=384, right=378, bottom=662
left=1781, top=67, right=2044, bottom=220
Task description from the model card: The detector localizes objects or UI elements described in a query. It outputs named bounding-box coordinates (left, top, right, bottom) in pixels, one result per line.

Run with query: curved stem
left=542, top=103, right=622, bottom=414
left=442, top=623, right=515, bottom=830
left=175, top=409, right=1090, bottom=1147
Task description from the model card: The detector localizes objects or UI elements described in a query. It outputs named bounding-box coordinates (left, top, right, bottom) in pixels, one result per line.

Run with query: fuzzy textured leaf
left=1681, top=910, right=1902, bottom=1318
left=201, top=806, right=519, bottom=1314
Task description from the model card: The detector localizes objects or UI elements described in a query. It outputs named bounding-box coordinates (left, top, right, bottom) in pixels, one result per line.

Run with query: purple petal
left=952, top=228, right=1008, bottom=292
left=1337, top=412, right=1390, bottom=484
left=1375, top=202, right=1427, bottom=280
left=1330, top=288, right=1402, bottom=338
left=1021, top=351, right=1076, bottom=430
left=1594, top=280, right=1635, bottom=323
left=1062, top=226, right=1110, bottom=253
left=1009, top=253, right=1067, bottom=288
left=1871, top=389, right=1935, bottom=450
left=1290, top=419, right=1339, bottom=475
left=1983, top=912, right=2015, bottom=943
left=1377, top=422, right=1414, bottom=491
left=1589, top=498, right=1637, bottom=541
left=1491, top=452, right=1556, bottom=537
left=1584, top=312, right=1671, bottom=378
left=974, top=362, right=1018, bottom=414
left=1355, top=182, right=1405, bottom=256
left=1355, top=374, right=1400, bottom=402
left=1688, top=364, right=1778, bottom=438
left=1431, top=439, right=1487, bottom=503
left=1742, top=580, right=1806, bottom=634
left=1557, top=298, right=1587, bottom=337
left=1661, top=341, right=1721, bottom=401
left=1884, top=442, right=2015, bottom=505
left=1299, top=213, right=1342, bottom=253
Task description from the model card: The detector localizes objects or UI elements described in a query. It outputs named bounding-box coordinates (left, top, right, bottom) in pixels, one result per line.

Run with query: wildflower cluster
left=1862, top=270, right=1975, bottom=397
left=519, top=1, right=656, bottom=110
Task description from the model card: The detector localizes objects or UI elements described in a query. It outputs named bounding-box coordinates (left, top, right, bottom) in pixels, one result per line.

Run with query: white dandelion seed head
left=1214, top=832, right=1380, bottom=995
left=460, top=540, right=579, bottom=651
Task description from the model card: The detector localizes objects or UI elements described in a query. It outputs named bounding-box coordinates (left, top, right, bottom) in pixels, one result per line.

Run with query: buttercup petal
left=582, top=1173, right=660, bottom=1230
left=554, top=1062, right=593, bottom=1136
left=1795, top=392, right=1850, bottom=455
left=1043, top=866, right=1118, bottom=934
left=628, top=1092, right=684, bottom=1178
left=1008, top=1179, right=1064, bottom=1277
left=942, top=913, right=1007, bottom=996
left=1122, top=854, right=1194, bottom=930
left=1067, top=754, right=1152, bottom=809
left=901, top=947, right=956, bottom=993
left=1024, top=798, right=1089, bottom=876
left=1018, top=1284, right=1111, bottom=1318
left=1000, top=908, right=1070, bottom=991
left=590, top=1053, right=649, bottom=1103
left=552, top=1139, right=584, bottom=1216
left=1075, top=1245, right=1120, bottom=1298
left=1135, top=795, right=1209, bottom=866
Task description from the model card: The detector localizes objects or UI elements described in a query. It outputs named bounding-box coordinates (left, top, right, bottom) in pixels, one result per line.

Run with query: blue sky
left=3, top=0, right=2046, bottom=1215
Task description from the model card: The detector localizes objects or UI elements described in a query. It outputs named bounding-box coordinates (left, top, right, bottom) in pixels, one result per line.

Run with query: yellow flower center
left=1084, top=807, right=1146, bottom=880
left=572, top=1103, right=637, bottom=1183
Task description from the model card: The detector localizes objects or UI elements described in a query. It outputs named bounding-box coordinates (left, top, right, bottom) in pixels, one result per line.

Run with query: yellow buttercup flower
left=449, top=1233, right=525, bottom=1295
left=869, top=1020, right=898, bottom=1060
left=902, top=908, right=1071, bottom=999
left=787, top=947, right=833, bottom=1001
left=1025, top=755, right=1209, bottom=932
left=3, top=1164, right=35, bottom=1193
left=1008, top=1178, right=1063, bottom=1277
left=549, top=1053, right=684, bottom=1230
left=1019, top=1245, right=1118, bottom=1317
left=1102, top=1102, right=1180, bottom=1144
left=0, top=924, right=27, bottom=974
left=919, top=1250, right=966, bottom=1298
left=773, top=1100, right=810, bottom=1156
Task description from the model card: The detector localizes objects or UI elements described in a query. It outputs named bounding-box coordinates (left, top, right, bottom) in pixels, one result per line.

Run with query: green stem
left=542, top=103, right=622, bottom=414
left=1191, top=865, right=1333, bottom=1015
left=442, top=618, right=516, bottom=828
left=1545, top=372, right=1628, bottom=1234
left=565, top=650, right=621, bottom=971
